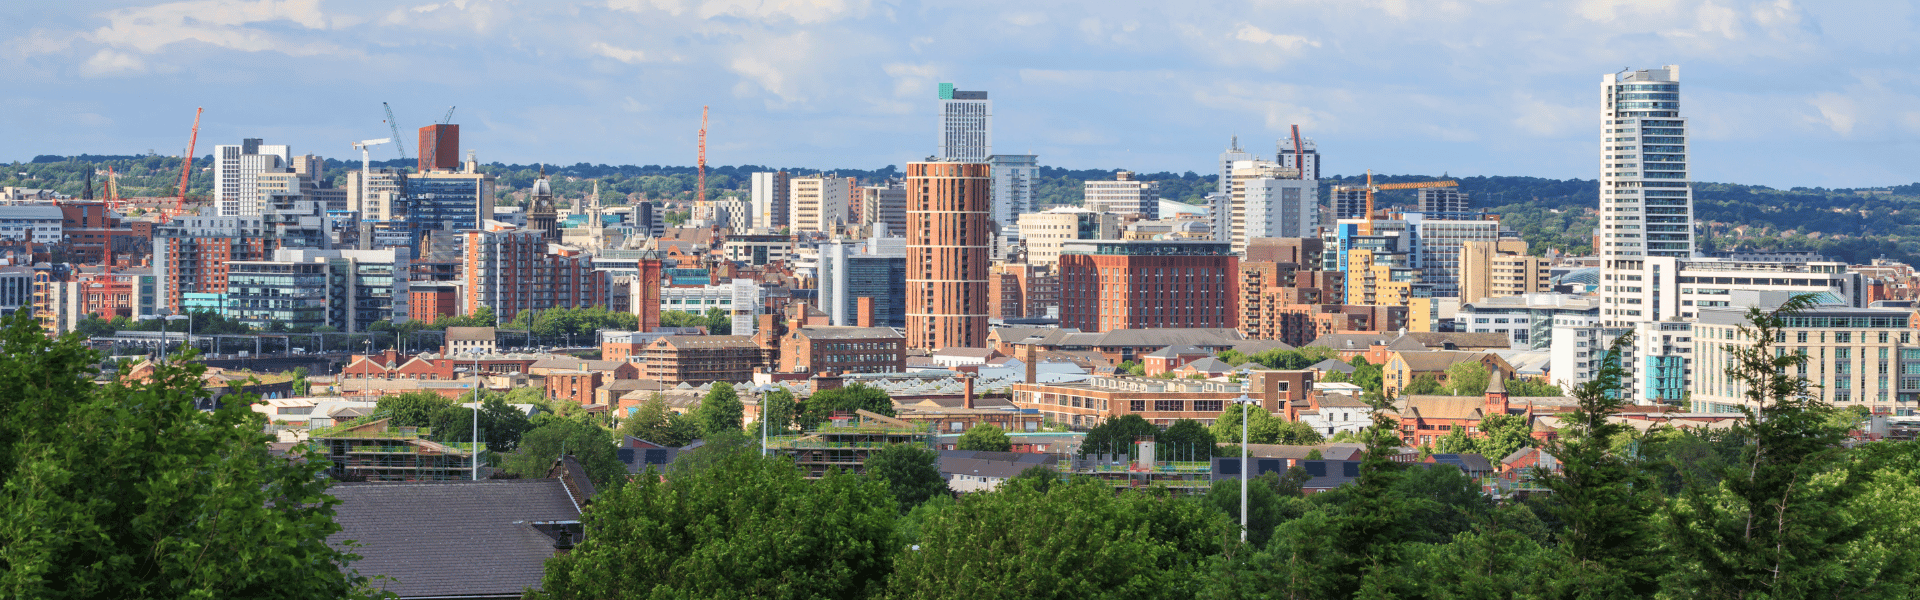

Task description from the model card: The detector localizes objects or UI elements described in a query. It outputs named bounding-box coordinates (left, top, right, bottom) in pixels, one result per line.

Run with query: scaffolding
left=765, top=410, right=933, bottom=478
left=311, top=418, right=486, bottom=482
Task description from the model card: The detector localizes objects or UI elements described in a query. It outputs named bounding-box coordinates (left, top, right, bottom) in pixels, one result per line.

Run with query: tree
left=1446, top=360, right=1492, bottom=397
left=1662, top=295, right=1871, bottom=598
left=531, top=449, right=897, bottom=599
left=1079, top=414, right=1158, bottom=457
left=429, top=394, right=535, bottom=453
left=289, top=366, right=311, bottom=397
left=759, top=388, right=796, bottom=435
left=375, top=391, right=454, bottom=427
left=1403, top=373, right=1445, bottom=395
left=1204, top=471, right=1309, bottom=548
left=1507, top=378, right=1565, bottom=397
left=1159, top=419, right=1219, bottom=461
left=957, top=423, right=1012, bottom=452
left=889, top=478, right=1228, bottom=600
left=1212, top=404, right=1326, bottom=447
left=0, top=309, right=382, bottom=598
left=503, top=416, right=627, bottom=491
left=865, top=443, right=947, bottom=510
left=692, top=382, right=743, bottom=437
left=617, top=394, right=697, bottom=446
left=797, top=383, right=893, bottom=431
left=1118, top=360, right=1146, bottom=376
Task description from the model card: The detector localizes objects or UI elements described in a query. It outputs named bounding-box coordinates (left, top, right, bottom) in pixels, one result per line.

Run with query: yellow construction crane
left=1342, top=170, right=1458, bottom=234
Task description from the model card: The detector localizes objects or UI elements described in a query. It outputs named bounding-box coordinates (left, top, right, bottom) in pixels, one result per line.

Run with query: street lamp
left=753, top=384, right=777, bottom=457
left=1232, top=394, right=1257, bottom=544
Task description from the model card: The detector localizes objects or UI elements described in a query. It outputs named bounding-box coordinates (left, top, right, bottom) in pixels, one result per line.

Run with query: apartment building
left=640, top=335, right=765, bottom=384
left=779, top=326, right=907, bottom=374
left=1056, top=240, right=1237, bottom=333
left=1691, top=305, right=1920, bottom=415
left=1010, top=370, right=1314, bottom=430
left=460, top=229, right=607, bottom=323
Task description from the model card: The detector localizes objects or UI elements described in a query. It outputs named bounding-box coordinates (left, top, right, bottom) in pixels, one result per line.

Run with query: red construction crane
left=697, top=105, right=708, bottom=204
left=171, top=107, right=203, bottom=221
left=1289, top=124, right=1306, bottom=180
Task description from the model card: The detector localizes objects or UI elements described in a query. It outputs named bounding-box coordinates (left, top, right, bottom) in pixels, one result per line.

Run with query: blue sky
left=3, top=0, right=1916, bottom=188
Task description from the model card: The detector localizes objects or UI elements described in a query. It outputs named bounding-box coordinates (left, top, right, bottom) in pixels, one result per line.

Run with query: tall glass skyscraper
left=1599, top=65, right=1693, bottom=261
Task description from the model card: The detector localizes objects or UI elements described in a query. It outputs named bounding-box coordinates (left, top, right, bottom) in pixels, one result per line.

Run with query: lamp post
left=1233, top=394, right=1255, bottom=543
left=472, top=352, right=482, bottom=481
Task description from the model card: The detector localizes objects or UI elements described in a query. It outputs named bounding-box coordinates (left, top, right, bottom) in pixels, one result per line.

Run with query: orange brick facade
left=1057, top=240, right=1239, bottom=333
left=905, top=161, right=990, bottom=350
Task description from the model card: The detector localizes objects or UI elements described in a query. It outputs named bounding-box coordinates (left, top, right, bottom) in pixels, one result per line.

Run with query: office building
left=751, top=171, right=791, bottom=231
left=1084, top=171, right=1158, bottom=219
left=1418, top=188, right=1470, bottom=214
left=779, top=326, right=907, bottom=374
left=1332, top=186, right=1369, bottom=221
left=1217, top=137, right=1257, bottom=196
left=988, top=263, right=1059, bottom=320
left=1692, top=304, right=1920, bottom=415
left=790, top=175, right=852, bottom=233
left=936, top=84, right=991, bottom=162
left=989, top=154, right=1038, bottom=232
left=857, top=179, right=906, bottom=237
left=640, top=335, right=764, bottom=384
left=347, top=168, right=407, bottom=221
left=405, top=169, right=496, bottom=235
left=213, top=138, right=291, bottom=217
left=150, top=213, right=330, bottom=314
left=1057, top=240, right=1238, bottom=333
left=1016, top=207, right=1116, bottom=267
left=224, top=248, right=409, bottom=332
left=0, top=205, right=64, bottom=244
left=417, top=124, right=460, bottom=172
left=1239, top=171, right=1318, bottom=250
left=1459, top=239, right=1551, bottom=302
left=1351, top=214, right=1509, bottom=299
left=905, top=161, right=991, bottom=350
left=820, top=234, right=907, bottom=328
left=1457, top=293, right=1599, bottom=350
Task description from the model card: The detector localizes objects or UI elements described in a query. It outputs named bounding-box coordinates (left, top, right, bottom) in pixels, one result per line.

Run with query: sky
left=3, top=0, right=1917, bottom=189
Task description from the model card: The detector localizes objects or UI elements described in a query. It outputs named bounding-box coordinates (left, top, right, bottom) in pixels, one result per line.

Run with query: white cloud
left=591, top=42, right=649, bottom=64
left=79, top=49, right=147, bottom=77
left=88, top=0, right=352, bottom=57
left=609, top=0, right=869, bottom=24
left=1510, top=93, right=1584, bottom=136
left=1232, top=25, right=1319, bottom=52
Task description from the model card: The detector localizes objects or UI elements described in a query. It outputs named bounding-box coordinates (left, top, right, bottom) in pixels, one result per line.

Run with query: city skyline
left=3, top=1, right=1916, bottom=189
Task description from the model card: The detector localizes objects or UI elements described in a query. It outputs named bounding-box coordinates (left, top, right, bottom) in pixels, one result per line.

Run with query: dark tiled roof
left=938, top=450, right=1057, bottom=480
left=798, top=326, right=904, bottom=340
left=328, top=479, right=580, bottom=599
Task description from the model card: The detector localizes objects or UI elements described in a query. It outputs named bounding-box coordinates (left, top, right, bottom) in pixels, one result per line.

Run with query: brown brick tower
left=905, top=161, right=991, bottom=350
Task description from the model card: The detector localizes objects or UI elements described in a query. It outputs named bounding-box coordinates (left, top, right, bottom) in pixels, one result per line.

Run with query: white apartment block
left=789, top=175, right=851, bottom=234
left=751, top=171, right=790, bottom=231
left=1084, top=171, right=1158, bottom=218
left=1459, top=293, right=1600, bottom=350
left=1601, top=256, right=1863, bottom=323
left=936, top=84, right=991, bottom=162
left=213, top=139, right=291, bottom=217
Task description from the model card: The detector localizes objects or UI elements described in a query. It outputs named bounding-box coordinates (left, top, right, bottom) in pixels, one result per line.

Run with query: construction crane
left=351, top=138, right=393, bottom=214
left=1341, top=170, right=1457, bottom=235
left=170, top=107, right=202, bottom=221
left=441, top=106, right=456, bottom=125
left=1288, top=124, right=1306, bottom=180
left=696, top=105, right=708, bottom=204
left=381, top=102, right=408, bottom=161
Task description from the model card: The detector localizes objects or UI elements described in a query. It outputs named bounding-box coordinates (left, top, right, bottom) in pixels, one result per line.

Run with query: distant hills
left=12, top=154, right=1919, bottom=265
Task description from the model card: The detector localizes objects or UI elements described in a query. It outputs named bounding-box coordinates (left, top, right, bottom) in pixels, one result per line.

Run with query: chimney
left=963, top=374, right=975, bottom=409
left=1020, top=344, right=1037, bottom=384
left=857, top=296, right=874, bottom=328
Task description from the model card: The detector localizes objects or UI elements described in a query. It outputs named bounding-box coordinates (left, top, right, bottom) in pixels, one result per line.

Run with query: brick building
left=778, top=326, right=906, bottom=374
left=1011, top=370, right=1314, bottom=430
left=546, top=370, right=603, bottom=406
left=461, top=229, right=608, bottom=323
left=905, top=161, right=991, bottom=350
left=1057, top=240, right=1238, bottom=333
left=988, top=263, right=1059, bottom=320
left=640, top=335, right=764, bottom=384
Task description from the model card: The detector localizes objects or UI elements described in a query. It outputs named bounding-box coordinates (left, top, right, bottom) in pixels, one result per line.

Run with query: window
left=950, top=422, right=964, bottom=432
left=1130, top=400, right=1146, bottom=412
left=1153, top=400, right=1185, bottom=412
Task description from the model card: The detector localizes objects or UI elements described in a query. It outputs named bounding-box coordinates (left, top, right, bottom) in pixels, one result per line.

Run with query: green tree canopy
left=503, top=416, right=627, bottom=491
left=428, top=394, right=535, bottom=453
left=797, top=383, right=894, bottom=431
left=1079, top=414, right=1158, bottom=457
left=375, top=391, right=455, bottom=428
left=759, top=387, right=796, bottom=434
left=1212, top=404, right=1326, bottom=447
left=531, top=449, right=897, bottom=599
left=0, top=309, right=382, bottom=598
left=617, top=394, right=698, bottom=447
left=865, top=443, right=948, bottom=511
left=693, top=382, right=744, bottom=437
left=956, top=423, right=1012, bottom=452
left=1446, top=360, right=1493, bottom=397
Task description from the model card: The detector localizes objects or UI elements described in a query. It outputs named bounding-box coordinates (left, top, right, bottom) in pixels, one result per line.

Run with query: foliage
left=503, top=416, right=627, bottom=491
left=501, top=305, right=636, bottom=342
left=1402, top=373, right=1445, bottom=395
left=1211, top=403, right=1326, bottom=447
left=797, top=383, right=894, bottom=431
left=289, top=366, right=311, bottom=397
left=1446, top=360, right=1492, bottom=397
left=375, top=390, right=454, bottom=427
left=864, top=443, right=947, bottom=511
left=1117, top=360, right=1146, bottom=376
left=531, top=448, right=898, bottom=600
left=428, top=394, right=535, bottom=453
left=1216, top=346, right=1341, bottom=371
left=659, top=308, right=733, bottom=335
left=1158, top=419, right=1219, bottom=461
left=1661, top=294, right=1874, bottom=598
left=889, top=477, right=1229, bottom=600
left=430, top=306, right=497, bottom=328
left=956, top=423, right=1012, bottom=452
left=0, top=308, right=381, bottom=598
left=618, top=394, right=698, bottom=447
left=692, top=382, right=743, bottom=437
left=1507, top=378, right=1566, bottom=397
left=1204, top=471, right=1310, bottom=548
left=1078, top=414, right=1158, bottom=457
left=759, top=388, right=796, bottom=435
left=1432, top=413, right=1534, bottom=462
